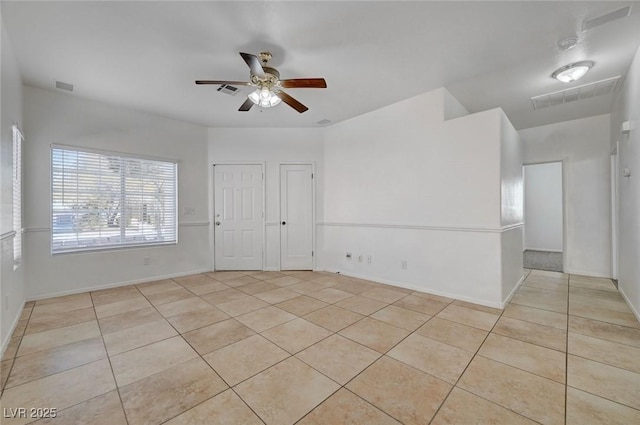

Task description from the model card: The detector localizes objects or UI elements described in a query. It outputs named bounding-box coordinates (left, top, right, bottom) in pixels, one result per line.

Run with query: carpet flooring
left=523, top=250, right=563, bottom=272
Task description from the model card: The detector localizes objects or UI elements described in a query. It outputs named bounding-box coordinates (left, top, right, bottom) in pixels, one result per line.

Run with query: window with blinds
left=13, top=125, right=23, bottom=268
left=51, top=146, right=177, bottom=254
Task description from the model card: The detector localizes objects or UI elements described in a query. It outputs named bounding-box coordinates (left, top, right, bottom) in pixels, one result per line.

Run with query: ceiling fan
left=196, top=51, right=327, bottom=113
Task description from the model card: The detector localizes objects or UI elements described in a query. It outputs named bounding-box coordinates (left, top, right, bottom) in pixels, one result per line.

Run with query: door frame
left=611, top=143, right=619, bottom=280
left=211, top=162, right=266, bottom=271
left=523, top=159, right=567, bottom=272
left=278, top=162, right=316, bottom=271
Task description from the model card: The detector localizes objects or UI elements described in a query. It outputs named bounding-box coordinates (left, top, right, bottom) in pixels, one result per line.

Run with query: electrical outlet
left=367, top=255, right=372, bottom=264
left=346, top=252, right=352, bottom=260
left=401, top=260, right=408, bottom=269
left=143, top=256, right=151, bottom=266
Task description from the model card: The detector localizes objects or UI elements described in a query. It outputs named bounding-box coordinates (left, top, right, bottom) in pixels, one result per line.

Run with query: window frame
left=12, top=125, right=24, bottom=269
left=50, top=145, right=179, bottom=255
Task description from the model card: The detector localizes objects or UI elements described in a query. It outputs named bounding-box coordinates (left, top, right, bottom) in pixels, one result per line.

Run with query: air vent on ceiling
left=582, top=6, right=631, bottom=31
left=317, top=119, right=331, bottom=125
left=531, top=76, right=621, bottom=110
left=55, top=80, right=74, bottom=92
left=217, top=84, right=240, bottom=96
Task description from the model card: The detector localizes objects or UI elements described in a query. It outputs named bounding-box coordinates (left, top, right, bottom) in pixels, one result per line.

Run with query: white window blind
left=51, top=146, right=177, bottom=254
left=12, top=125, right=23, bottom=267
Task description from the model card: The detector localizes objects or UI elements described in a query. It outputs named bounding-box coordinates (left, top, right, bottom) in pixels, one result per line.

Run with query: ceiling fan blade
left=277, top=90, right=308, bottom=113
left=239, top=52, right=265, bottom=78
left=238, top=97, right=254, bottom=112
left=195, top=80, right=251, bottom=85
left=280, top=78, right=327, bottom=89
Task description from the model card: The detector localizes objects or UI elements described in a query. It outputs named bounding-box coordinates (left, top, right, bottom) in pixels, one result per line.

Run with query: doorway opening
left=523, top=161, right=564, bottom=272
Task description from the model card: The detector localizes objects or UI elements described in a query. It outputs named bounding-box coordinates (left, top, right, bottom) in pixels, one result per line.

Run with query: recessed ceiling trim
left=531, top=76, right=621, bottom=110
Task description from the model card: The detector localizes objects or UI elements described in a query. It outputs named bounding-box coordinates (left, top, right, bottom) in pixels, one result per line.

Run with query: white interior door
left=280, top=164, right=313, bottom=270
left=214, top=164, right=263, bottom=270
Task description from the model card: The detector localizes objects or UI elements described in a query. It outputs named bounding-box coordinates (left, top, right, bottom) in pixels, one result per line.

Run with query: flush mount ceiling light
left=248, top=87, right=281, bottom=108
left=552, top=61, right=594, bottom=83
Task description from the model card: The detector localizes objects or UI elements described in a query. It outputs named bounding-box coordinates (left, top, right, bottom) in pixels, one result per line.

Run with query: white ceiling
left=3, top=1, right=640, bottom=130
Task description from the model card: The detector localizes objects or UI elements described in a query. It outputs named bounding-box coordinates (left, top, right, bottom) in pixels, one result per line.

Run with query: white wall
left=23, top=86, right=210, bottom=299
left=519, top=115, right=611, bottom=278
left=524, top=162, right=563, bottom=252
left=0, top=16, right=25, bottom=354
left=208, top=127, right=324, bottom=270
left=611, top=44, right=640, bottom=320
left=319, top=88, right=523, bottom=307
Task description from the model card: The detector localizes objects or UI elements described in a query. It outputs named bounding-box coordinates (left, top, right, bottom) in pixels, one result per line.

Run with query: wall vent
left=55, top=81, right=74, bottom=92
left=531, top=76, right=621, bottom=110
left=582, top=6, right=631, bottom=31
left=217, top=84, right=240, bottom=96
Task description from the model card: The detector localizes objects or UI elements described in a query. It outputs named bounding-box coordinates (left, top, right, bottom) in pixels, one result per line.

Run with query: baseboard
left=264, top=267, right=280, bottom=272
left=524, top=248, right=563, bottom=253
left=1, top=302, right=25, bottom=359
left=26, top=268, right=212, bottom=302
left=500, top=274, right=526, bottom=308
left=319, top=267, right=503, bottom=309
left=618, top=286, right=640, bottom=324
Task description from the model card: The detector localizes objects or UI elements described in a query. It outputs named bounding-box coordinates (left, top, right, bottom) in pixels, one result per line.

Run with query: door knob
left=215, top=221, right=221, bottom=226
left=282, top=221, right=286, bottom=225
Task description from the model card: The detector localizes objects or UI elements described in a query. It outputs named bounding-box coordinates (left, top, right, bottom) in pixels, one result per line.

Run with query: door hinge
left=311, top=173, right=314, bottom=179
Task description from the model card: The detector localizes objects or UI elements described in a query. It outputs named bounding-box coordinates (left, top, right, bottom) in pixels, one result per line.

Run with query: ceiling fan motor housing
left=251, top=66, right=280, bottom=89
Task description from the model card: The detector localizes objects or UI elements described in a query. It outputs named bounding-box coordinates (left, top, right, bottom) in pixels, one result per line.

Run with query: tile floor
left=1, top=269, right=639, bottom=425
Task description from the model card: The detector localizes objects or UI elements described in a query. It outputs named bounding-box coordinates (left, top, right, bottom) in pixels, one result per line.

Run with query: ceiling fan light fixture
left=248, top=87, right=281, bottom=107
left=552, top=61, right=594, bottom=83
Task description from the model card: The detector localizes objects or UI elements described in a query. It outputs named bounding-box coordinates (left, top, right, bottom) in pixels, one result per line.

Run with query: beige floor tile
left=436, top=304, right=499, bottom=331
left=183, top=319, right=255, bottom=355
left=2, top=337, right=21, bottom=360
left=251, top=271, right=286, bottom=281
left=388, top=333, right=473, bottom=383
left=223, top=275, right=263, bottom=287
left=156, top=297, right=214, bottom=317
left=183, top=280, right=228, bottom=296
left=36, top=390, right=127, bottom=425
left=1, top=358, right=14, bottom=391
left=236, top=306, right=297, bottom=332
left=164, top=389, right=263, bottom=425
left=571, top=293, right=633, bottom=314
left=298, top=388, right=401, bottom=425
left=569, top=285, right=624, bottom=301
left=371, top=305, right=430, bottom=331
left=289, top=280, right=336, bottom=294
left=6, top=337, right=106, bottom=388
left=340, top=317, right=409, bottom=353
left=331, top=280, right=377, bottom=294
left=103, top=319, right=177, bottom=355
left=297, top=334, right=381, bottom=385
left=206, top=271, right=249, bottom=281
left=517, top=285, right=568, bottom=298
left=90, top=285, right=141, bottom=306
left=503, top=303, right=567, bottom=330
left=393, top=294, right=449, bottom=315
left=511, top=292, right=568, bottom=314
left=284, top=270, right=321, bottom=280
left=255, top=287, right=300, bottom=304
left=94, top=296, right=152, bottom=319
left=431, top=387, right=538, bottom=425
left=411, top=291, right=454, bottom=304
left=19, top=306, right=33, bottom=322
left=145, top=287, right=195, bottom=306
left=530, top=269, right=568, bottom=279
left=308, top=287, right=354, bottom=304
left=25, top=306, right=96, bottom=335
left=110, top=336, right=198, bottom=387
left=347, top=356, right=451, bottom=425
left=570, top=275, right=617, bottom=291
left=479, top=333, right=565, bottom=383
left=235, top=357, right=340, bottom=425
left=32, top=293, right=93, bottom=315
left=416, top=317, right=488, bottom=353
left=201, top=287, right=247, bottom=305
left=335, top=294, right=387, bottom=315
left=237, top=281, right=280, bottom=295
left=18, top=321, right=101, bottom=357
left=262, top=318, right=332, bottom=354
left=493, top=316, right=567, bottom=352
left=12, top=319, right=28, bottom=337
left=135, top=279, right=181, bottom=294
left=569, top=332, right=640, bottom=374
left=98, top=307, right=163, bottom=334
left=304, top=305, right=364, bottom=332
left=451, top=299, right=501, bottom=315
left=524, top=274, right=568, bottom=287
left=120, top=358, right=227, bottom=425
left=203, top=334, right=289, bottom=386
left=566, top=387, right=640, bottom=425
left=276, top=295, right=328, bottom=316
left=216, top=296, right=270, bottom=316
left=568, top=315, right=640, bottom=348
left=166, top=307, right=230, bottom=333
left=1, top=359, right=115, bottom=425
left=266, top=276, right=303, bottom=287
left=458, top=356, right=565, bottom=425
left=569, top=302, right=639, bottom=328
left=361, top=287, right=407, bottom=303
left=567, top=354, right=640, bottom=409
left=172, top=273, right=213, bottom=285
